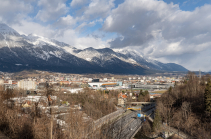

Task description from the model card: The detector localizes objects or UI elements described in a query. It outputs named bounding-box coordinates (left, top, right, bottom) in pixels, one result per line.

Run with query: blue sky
left=163, top=0, right=211, bottom=11
left=0, top=0, right=211, bottom=71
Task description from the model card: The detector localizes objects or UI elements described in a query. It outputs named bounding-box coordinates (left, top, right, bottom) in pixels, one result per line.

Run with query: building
left=61, top=88, right=83, bottom=94
left=0, top=79, right=3, bottom=85
left=92, top=79, right=99, bottom=82
left=118, top=92, right=127, bottom=106
left=60, top=81, right=70, bottom=85
left=118, top=98, right=125, bottom=106
left=150, top=93, right=161, bottom=100
left=103, top=78, right=108, bottom=81
left=18, top=80, right=36, bottom=90
left=8, top=80, right=13, bottom=84
left=88, top=82, right=118, bottom=89
left=101, top=83, right=117, bottom=88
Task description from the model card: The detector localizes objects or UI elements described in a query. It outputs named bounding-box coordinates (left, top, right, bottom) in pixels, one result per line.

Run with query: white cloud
left=103, top=0, right=211, bottom=56
left=77, top=0, right=115, bottom=21
left=70, top=0, right=89, bottom=7
left=102, top=0, right=211, bottom=70
left=1, top=0, right=211, bottom=71
left=36, top=0, right=69, bottom=22
left=53, top=15, right=77, bottom=29
left=75, top=19, right=103, bottom=32
left=0, top=0, right=33, bottom=24
left=11, top=20, right=55, bottom=38
left=103, top=0, right=179, bottom=48
left=11, top=19, right=108, bottom=50
left=55, top=29, right=108, bottom=49
left=73, top=36, right=108, bottom=49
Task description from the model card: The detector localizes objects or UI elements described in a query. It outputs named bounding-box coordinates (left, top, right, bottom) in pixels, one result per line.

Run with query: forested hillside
left=155, top=72, right=211, bottom=138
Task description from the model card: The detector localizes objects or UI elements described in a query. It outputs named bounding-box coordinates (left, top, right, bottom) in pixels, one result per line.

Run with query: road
left=101, top=104, right=155, bottom=139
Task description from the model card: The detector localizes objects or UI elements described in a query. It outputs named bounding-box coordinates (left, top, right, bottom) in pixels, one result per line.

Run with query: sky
left=0, top=0, right=211, bottom=71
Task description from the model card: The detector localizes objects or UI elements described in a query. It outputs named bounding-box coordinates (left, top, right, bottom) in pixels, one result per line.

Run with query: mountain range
left=0, top=23, right=187, bottom=74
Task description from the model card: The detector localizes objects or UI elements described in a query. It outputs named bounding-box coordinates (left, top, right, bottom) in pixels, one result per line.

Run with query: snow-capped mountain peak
left=0, top=23, right=188, bottom=74
left=23, top=33, right=75, bottom=49
left=24, top=33, right=57, bottom=47
left=114, top=48, right=144, bottom=58
left=0, top=23, right=19, bottom=36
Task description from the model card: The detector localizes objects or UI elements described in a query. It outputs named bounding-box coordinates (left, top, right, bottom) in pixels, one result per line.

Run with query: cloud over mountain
left=103, top=0, right=211, bottom=56
left=102, top=0, right=211, bottom=71
left=0, top=0, right=211, bottom=71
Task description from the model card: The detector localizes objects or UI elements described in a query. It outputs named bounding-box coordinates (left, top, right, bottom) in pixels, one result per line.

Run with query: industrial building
left=88, top=82, right=123, bottom=89
left=88, top=82, right=117, bottom=88
left=130, top=83, right=174, bottom=90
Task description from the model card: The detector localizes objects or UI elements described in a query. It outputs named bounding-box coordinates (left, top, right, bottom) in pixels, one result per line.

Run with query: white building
left=118, top=98, right=125, bottom=106
left=18, top=80, right=36, bottom=90
left=88, top=82, right=118, bottom=89
left=8, top=80, right=13, bottom=84
left=103, top=78, right=108, bottom=81
left=0, top=79, right=3, bottom=85
left=67, top=88, right=83, bottom=94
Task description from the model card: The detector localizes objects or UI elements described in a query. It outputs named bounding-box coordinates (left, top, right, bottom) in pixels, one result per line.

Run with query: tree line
left=153, top=72, right=211, bottom=138
left=0, top=85, right=120, bottom=138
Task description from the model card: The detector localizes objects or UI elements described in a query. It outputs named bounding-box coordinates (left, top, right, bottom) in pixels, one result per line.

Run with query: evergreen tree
left=139, top=89, right=143, bottom=96
left=174, top=81, right=177, bottom=87
left=205, top=81, right=211, bottom=113
left=138, top=90, right=149, bottom=102
left=168, top=86, right=172, bottom=94
left=105, top=91, right=109, bottom=94
left=153, top=109, right=161, bottom=131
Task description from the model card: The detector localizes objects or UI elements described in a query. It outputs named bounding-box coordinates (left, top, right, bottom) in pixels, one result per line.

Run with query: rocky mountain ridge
left=0, top=23, right=187, bottom=74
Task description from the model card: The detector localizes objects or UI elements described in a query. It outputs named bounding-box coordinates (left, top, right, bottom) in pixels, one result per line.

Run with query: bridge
left=89, top=101, right=190, bottom=139
left=86, top=103, right=156, bottom=139
left=127, top=104, right=142, bottom=111
left=126, top=102, right=155, bottom=104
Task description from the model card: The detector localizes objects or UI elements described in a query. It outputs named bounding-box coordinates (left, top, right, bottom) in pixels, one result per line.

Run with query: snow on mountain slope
left=66, top=47, right=142, bottom=67
left=0, top=23, right=188, bottom=73
left=0, top=23, right=163, bottom=69
left=0, top=23, right=25, bottom=49
left=0, top=24, right=91, bottom=66
left=23, top=34, right=71, bottom=49
left=76, top=47, right=101, bottom=61
left=114, top=49, right=144, bottom=58
left=0, top=23, right=20, bottom=36
left=63, top=46, right=187, bottom=71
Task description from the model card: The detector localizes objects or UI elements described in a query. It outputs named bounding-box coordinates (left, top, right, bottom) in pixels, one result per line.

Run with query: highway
left=101, top=104, right=155, bottom=139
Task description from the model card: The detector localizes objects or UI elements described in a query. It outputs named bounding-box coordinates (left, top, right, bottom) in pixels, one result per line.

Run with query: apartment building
left=18, top=80, right=36, bottom=90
